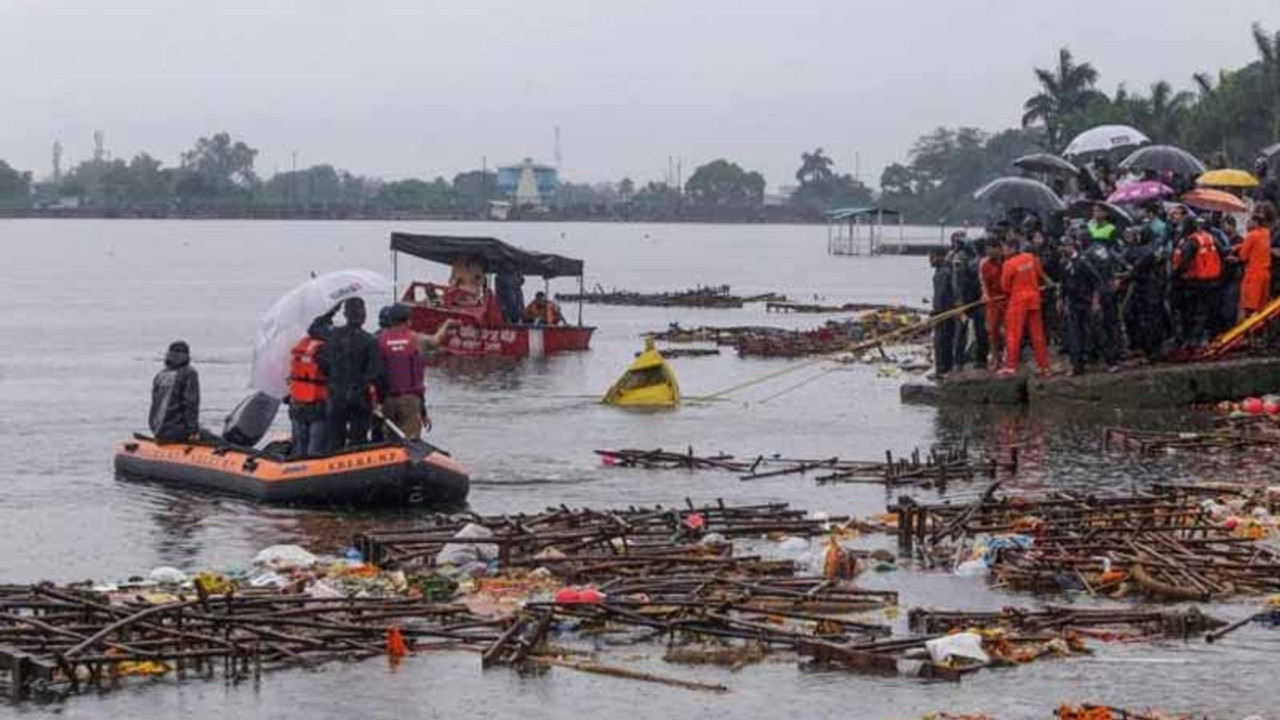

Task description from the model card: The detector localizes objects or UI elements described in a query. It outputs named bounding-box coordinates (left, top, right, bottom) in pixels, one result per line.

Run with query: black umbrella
left=1013, top=153, right=1079, bottom=176
left=973, top=177, right=1066, bottom=214
left=1118, top=145, right=1206, bottom=178
left=1063, top=199, right=1133, bottom=229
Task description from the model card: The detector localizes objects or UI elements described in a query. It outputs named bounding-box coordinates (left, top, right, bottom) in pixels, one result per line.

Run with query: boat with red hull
left=390, top=233, right=594, bottom=358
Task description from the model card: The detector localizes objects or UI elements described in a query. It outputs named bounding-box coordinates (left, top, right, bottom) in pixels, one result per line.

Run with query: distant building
left=497, top=158, right=558, bottom=208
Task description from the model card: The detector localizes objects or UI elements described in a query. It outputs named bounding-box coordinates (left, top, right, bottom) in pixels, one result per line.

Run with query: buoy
left=577, top=587, right=605, bottom=604
left=1243, top=397, right=1264, bottom=415
left=1266, top=401, right=1280, bottom=416
left=555, top=586, right=582, bottom=604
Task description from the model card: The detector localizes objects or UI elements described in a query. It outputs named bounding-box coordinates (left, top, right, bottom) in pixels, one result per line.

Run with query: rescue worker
left=978, top=240, right=1005, bottom=371
left=310, top=297, right=381, bottom=450
left=495, top=263, right=526, bottom=324
left=1120, top=227, right=1167, bottom=361
left=523, top=291, right=565, bottom=325
left=929, top=248, right=956, bottom=378
left=1172, top=217, right=1224, bottom=347
left=1087, top=203, right=1118, bottom=244
left=998, top=236, right=1052, bottom=377
left=1058, top=240, right=1103, bottom=375
left=1238, top=212, right=1273, bottom=320
left=377, top=305, right=456, bottom=440
left=1085, top=235, right=1123, bottom=372
left=286, top=310, right=333, bottom=458
left=150, top=340, right=202, bottom=443
left=950, top=236, right=985, bottom=370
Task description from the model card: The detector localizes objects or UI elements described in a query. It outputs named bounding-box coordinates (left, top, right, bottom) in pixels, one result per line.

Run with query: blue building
left=496, top=158, right=558, bottom=207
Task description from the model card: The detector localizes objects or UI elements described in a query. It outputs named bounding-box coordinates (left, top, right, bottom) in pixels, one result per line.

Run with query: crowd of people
left=932, top=192, right=1280, bottom=378
left=147, top=297, right=456, bottom=458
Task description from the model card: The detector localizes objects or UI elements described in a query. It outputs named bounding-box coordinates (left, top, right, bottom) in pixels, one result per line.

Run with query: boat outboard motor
left=223, top=391, right=281, bottom=447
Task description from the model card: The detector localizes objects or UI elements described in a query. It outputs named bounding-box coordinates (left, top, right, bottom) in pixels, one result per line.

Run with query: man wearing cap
left=377, top=305, right=456, bottom=440
left=150, top=340, right=203, bottom=443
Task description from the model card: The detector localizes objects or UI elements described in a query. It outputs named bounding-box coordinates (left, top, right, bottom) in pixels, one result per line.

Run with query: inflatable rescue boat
left=114, top=437, right=470, bottom=507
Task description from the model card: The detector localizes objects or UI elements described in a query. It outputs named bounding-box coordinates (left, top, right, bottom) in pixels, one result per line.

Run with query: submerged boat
left=114, top=437, right=470, bottom=507
left=391, top=232, right=595, bottom=358
left=603, top=339, right=680, bottom=408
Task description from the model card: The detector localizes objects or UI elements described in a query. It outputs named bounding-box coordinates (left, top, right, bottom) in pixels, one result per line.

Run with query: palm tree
left=1021, top=48, right=1104, bottom=152
left=796, top=148, right=835, bottom=186
left=1251, top=22, right=1280, bottom=142
left=1146, top=80, right=1194, bottom=143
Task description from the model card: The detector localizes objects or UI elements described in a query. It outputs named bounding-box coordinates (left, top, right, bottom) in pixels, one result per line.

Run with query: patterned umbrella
left=1182, top=188, right=1248, bottom=214
left=1107, top=181, right=1175, bottom=206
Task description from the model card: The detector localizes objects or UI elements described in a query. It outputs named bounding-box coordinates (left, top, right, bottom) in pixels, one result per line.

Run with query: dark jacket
left=150, top=350, right=200, bottom=442
left=932, top=264, right=955, bottom=312
left=311, top=317, right=381, bottom=403
left=1059, top=253, right=1103, bottom=306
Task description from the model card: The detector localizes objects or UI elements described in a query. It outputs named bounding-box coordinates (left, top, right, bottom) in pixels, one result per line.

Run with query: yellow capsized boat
left=603, top=338, right=680, bottom=408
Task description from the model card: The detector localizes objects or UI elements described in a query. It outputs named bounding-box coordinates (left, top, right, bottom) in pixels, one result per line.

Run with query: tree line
left=1, top=22, right=1274, bottom=223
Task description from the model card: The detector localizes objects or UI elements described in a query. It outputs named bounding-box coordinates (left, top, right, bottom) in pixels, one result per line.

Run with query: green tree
left=0, top=160, right=31, bottom=204
left=175, top=132, right=259, bottom=200
left=1250, top=22, right=1280, bottom=143
left=795, top=148, right=835, bottom=186
left=451, top=170, right=496, bottom=214
left=1021, top=48, right=1104, bottom=151
left=684, top=159, right=765, bottom=207
left=616, top=177, right=635, bottom=200
left=373, top=178, right=454, bottom=213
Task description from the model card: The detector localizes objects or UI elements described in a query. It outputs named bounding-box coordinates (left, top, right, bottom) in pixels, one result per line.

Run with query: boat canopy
left=825, top=207, right=902, bottom=221
left=390, top=233, right=584, bottom=278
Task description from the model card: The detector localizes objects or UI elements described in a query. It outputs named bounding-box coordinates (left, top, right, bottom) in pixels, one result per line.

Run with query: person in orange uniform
left=1238, top=212, right=1273, bottom=320
left=978, top=240, right=1005, bottom=370
left=998, top=236, right=1052, bottom=376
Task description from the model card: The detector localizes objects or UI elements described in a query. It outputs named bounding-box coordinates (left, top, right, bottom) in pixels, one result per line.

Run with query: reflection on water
left=0, top=220, right=1274, bottom=718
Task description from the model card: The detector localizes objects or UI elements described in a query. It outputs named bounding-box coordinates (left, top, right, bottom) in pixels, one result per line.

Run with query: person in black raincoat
left=310, top=297, right=382, bottom=450
left=950, top=236, right=986, bottom=370
left=1119, top=226, right=1167, bottom=361
left=150, top=340, right=202, bottom=442
left=1084, top=234, right=1123, bottom=371
left=1057, top=241, right=1103, bottom=375
left=930, top=248, right=956, bottom=378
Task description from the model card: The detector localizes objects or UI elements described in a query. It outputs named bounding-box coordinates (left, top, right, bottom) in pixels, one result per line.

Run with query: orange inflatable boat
left=114, top=437, right=470, bottom=507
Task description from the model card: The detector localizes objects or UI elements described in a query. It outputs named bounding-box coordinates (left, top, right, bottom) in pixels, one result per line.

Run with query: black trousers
left=933, top=319, right=956, bottom=376
left=953, top=307, right=988, bottom=369
left=1096, top=293, right=1123, bottom=365
left=327, top=394, right=371, bottom=450
left=1064, top=302, right=1093, bottom=373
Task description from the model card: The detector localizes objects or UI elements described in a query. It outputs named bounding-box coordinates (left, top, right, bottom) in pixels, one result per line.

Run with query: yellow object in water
left=603, top=339, right=680, bottom=408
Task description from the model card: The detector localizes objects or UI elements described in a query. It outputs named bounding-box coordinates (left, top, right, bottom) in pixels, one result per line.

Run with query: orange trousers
left=985, top=301, right=1005, bottom=363
left=1003, top=301, right=1049, bottom=372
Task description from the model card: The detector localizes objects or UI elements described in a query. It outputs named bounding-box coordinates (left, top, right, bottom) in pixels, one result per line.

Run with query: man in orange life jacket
left=523, top=291, right=564, bottom=325
left=286, top=307, right=335, bottom=458
left=1172, top=216, right=1223, bottom=347
left=998, top=236, right=1052, bottom=377
left=378, top=304, right=456, bottom=439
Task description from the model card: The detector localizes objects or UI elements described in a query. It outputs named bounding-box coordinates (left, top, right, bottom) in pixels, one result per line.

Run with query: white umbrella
left=1063, top=125, right=1150, bottom=157
left=249, top=269, right=394, bottom=399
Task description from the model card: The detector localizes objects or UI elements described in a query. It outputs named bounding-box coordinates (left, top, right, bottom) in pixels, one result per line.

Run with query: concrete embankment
left=901, top=355, right=1280, bottom=408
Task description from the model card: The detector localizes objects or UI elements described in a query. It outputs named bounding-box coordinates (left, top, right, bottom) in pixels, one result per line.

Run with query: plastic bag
left=253, top=544, right=318, bottom=570
left=925, top=632, right=989, bottom=666
left=435, top=523, right=497, bottom=567
left=148, top=566, right=188, bottom=585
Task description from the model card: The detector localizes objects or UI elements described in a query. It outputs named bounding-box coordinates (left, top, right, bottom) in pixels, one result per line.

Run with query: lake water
left=0, top=220, right=1274, bottom=719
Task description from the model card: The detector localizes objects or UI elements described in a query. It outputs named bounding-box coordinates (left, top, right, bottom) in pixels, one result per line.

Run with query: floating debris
left=1103, top=426, right=1280, bottom=454
left=557, top=285, right=781, bottom=309
left=892, top=485, right=1280, bottom=599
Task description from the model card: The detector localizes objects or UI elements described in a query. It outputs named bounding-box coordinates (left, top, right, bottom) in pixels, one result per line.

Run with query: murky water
left=0, top=220, right=1275, bottom=719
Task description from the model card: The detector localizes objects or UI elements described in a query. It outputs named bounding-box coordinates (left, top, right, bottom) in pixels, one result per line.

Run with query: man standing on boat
left=286, top=314, right=332, bottom=458
left=377, top=304, right=455, bottom=439
left=149, top=340, right=202, bottom=443
left=310, top=298, right=381, bottom=450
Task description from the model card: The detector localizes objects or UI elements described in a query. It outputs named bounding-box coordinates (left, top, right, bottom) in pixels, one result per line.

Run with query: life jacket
left=1174, top=231, right=1222, bottom=281
left=378, top=327, right=425, bottom=396
left=288, top=337, right=328, bottom=404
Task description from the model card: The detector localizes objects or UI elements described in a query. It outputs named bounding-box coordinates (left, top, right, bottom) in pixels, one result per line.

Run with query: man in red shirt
left=999, top=236, right=1051, bottom=376
left=978, top=239, right=1005, bottom=371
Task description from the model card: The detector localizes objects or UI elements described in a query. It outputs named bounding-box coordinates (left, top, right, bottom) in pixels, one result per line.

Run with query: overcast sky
left=5, top=0, right=1275, bottom=189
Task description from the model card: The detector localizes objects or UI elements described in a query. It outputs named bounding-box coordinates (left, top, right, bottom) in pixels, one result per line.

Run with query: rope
left=689, top=295, right=994, bottom=402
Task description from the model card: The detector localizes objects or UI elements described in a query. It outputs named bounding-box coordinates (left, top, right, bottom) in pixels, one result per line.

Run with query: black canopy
left=390, top=233, right=584, bottom=278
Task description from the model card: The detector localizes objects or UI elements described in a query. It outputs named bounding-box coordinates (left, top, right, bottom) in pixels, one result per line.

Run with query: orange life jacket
left=1175, top=232, right=1222, bottom=281
left=288, top=337, right=328, bottom=404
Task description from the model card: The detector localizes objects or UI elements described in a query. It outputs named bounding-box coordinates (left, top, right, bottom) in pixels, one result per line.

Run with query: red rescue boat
left=390, top=233, right=594, bottom=358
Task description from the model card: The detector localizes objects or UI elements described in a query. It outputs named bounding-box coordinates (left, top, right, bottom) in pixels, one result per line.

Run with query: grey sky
left=6, top=0, right=1275, bottom=189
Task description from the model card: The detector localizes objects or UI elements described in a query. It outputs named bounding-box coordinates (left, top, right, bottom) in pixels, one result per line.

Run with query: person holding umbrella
left=1087, top=204, right=1118, bottom=244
